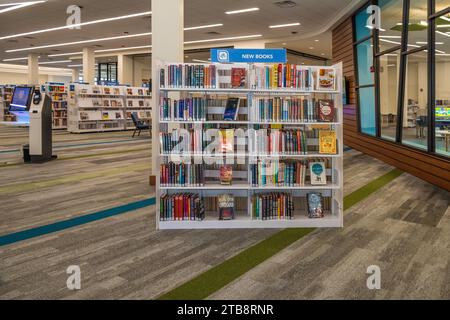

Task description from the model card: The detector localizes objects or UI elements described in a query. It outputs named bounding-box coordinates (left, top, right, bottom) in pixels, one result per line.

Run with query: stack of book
left=160, top=193, right=205, bottom=221
left=250, top=64, right=312, bottom=90
left=251, top=160, right=308, bottom=187
left=254, top=98, right=335, bottom=123
left=252, top=193, right=294, bottom=220
left=159, top=129, right=204, bottom=154
left=253, top=129, right=308, bottom=155
left=160, top=97, right=207, bottom=121
left=160, top=64, right=217, bottom=88
left=160, top=162, right=205, bottom=187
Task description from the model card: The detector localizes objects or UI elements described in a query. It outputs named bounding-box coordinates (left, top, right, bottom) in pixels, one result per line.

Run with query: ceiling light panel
left=269, top=22, right=300, bottom=28
left=225, top=7, right=259, bottom=14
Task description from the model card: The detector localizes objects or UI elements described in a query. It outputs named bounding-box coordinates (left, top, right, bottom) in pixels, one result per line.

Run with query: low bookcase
left=155, top=62, right=344, bottom=230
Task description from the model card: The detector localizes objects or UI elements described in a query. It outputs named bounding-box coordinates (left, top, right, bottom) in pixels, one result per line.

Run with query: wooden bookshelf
left=155, top=62, right=344, bottom=230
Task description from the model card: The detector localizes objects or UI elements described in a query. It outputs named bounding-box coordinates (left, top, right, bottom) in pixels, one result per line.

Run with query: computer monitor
left=9, top=86, right=33, bottom=112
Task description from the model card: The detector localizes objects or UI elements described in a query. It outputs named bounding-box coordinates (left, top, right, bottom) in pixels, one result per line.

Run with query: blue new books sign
left=210, top=48, right=287, bottom=63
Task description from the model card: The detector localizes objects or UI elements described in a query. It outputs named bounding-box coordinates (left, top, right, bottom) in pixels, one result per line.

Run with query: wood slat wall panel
left=332, top=17, right=450, bottom=191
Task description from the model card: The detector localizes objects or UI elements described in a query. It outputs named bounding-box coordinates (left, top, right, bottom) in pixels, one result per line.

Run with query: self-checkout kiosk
left=10, top=86, right=54, bottom=163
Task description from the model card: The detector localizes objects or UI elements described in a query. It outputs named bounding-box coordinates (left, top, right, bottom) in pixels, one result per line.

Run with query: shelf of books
left=155, top=62, right=343, bottom=230
left=124, top=86, right=152, bottom=130
left=43, top=83, right=68, bottom=129
left=68, top=84, right=126, bottom=133
left=0, top=85, right=14, bottom=122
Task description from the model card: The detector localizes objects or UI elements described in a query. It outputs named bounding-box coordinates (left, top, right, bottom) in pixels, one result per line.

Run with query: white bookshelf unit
left=155, top=62, right=344, bottom=230
left=124, top=86, right=152, bottom=130
left=43, top=83, right=68, bottom=130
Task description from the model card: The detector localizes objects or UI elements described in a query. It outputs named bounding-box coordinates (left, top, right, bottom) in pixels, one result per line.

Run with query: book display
left=0, top=85, right=14, bottom=122
left=68, top=84, right=151, bottom=133
left=155, top=62, right=343, bottom=229
left=124, top=87, right=152, bottom=130
left=43, top=83, right=68, bottom=129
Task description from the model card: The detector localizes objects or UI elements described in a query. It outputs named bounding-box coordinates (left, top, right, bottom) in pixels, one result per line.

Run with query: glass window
left=380, top=51, right=400, bottom=141
left=356, top=39, right=374, bottom=86
left=402, top=51, right=428, bottom=150
left=355, top=7, right=372, bottom=41
left=359, top=87, right=377, bottom=136
left=379, top=0, right=404, bottom=52
left=435, top=30, right=450, bottom=157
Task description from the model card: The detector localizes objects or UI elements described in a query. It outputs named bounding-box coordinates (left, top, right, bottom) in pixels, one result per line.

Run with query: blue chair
left=131, top=113, right=150, bottom=138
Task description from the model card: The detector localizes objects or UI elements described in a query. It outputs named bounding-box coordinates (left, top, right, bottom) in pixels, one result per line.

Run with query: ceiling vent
left=273, top=1, right=297, bottom=8
left=205, top=31, right=221, bottom=35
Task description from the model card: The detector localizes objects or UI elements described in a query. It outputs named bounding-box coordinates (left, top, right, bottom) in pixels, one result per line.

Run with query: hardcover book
left=310, top=162, right=327, bottom=185
left=307, top=193, right=324, bottom=218
left=318, top=99, right=335, bottom=122
left=220, top=129, right=234, bottom=153
left=223, top=98, right=240, bottom=121
left=231, top=68, right=247, bottom=88
left=218, top=194, right=235, bottom=220
left=319, top=130, right=337, bottom=154
left=316, top=68, right=336, bottom=91
left=220, top=165, right=233, bottom=185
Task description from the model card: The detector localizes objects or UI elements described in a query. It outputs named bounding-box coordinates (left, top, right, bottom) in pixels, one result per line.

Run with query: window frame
left=352, top=0, right=450, bottom=158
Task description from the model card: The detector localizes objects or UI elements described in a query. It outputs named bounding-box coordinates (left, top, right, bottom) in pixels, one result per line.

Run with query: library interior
left=0, top=0, right=449, bottom=301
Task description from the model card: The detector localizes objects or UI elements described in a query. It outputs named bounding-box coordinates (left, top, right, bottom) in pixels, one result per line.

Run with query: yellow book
left=319, top=130, right=337, bottom=154
left=272, top=64, right=278, bottom=89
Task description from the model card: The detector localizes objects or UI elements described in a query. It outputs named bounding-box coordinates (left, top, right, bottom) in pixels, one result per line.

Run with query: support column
left=82, top=47, right=95, bottom=84
left=118, top=54, right=134, bottom=85
left=151, top=0, right=184, bottom=179
left=27, top=53, right=39, bottom=85
left=71, top=68, right=80, bottom=83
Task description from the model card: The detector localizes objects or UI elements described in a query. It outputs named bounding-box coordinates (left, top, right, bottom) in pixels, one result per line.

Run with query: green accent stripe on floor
left=158, top=168, right=403, bottom=300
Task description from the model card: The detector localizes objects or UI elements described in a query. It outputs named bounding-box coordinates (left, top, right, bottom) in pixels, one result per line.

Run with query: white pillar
left=82, top=47, right=95, bottom=84
left=234, top=39, right=267, bottom=49
left=71, top=68, right=80, bottom=82
left=118, top=54, right=134, bottom=85
left=151, top=0, right=184, bottom=176
left=27, top=53, right=39, bottom=85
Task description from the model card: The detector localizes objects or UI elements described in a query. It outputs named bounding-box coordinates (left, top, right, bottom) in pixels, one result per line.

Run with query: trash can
left=23, top=144, right=31, bottom=163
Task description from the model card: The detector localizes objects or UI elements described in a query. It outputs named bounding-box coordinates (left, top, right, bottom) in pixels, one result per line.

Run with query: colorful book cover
left=318, top=99, right=335, bottom=122
left=231, top=68, right=246, bottom=88
left=317, top=68, right=336, bottom=91
left=310, top=162, right=327, bottom=185
left=307, top=193, right=324, bottom=218
left=218, top=194, right=235, bottom=220
left=319, top=130, right=337, bottom=154
left=220, top=165, right=233, bottom=185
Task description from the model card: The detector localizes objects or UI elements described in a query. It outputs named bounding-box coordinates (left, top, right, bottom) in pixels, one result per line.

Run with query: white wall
left=0, top=72, right=48, bottom=85
left=133, top=56, right=150, bottom=86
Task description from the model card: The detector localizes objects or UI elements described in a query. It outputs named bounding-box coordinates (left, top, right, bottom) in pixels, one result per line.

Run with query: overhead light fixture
left=437, top=24, right=450, bottom=28
left=2, top=57, right=28, bottom=61
left=386, top=64, right=396, bottom=67
left=0, top=1, right=46, bottom=14
left=67, top=64, right=83, bottom=67
left=5, top=32, right=152, bottom=53
left=39, top=60, right=72, bottom=65
left=440, top=16, right=450, bottom=22
left=380, top=35, right=401, bottom=38
left=95, top=45, right=152, bottom=53
left=436, top=49, right=446, bottom=54
left=309, top=47, right=314, bottom=49
left=315, top=39, right=319, bottom=42
left=184, top=23, right=223, bottom=31
left=184, top=34, right=262, bottom=44
left=269, top=22, right=300, bottom=29
left=416, top=41, right=444, bottom=45
left=436, top=30, right=450, bottom=37
left=48, top=51, right=82, bottom=57
left=225, top=7, right=259, bottom=15
left=0, top=11, right=152, bottom=40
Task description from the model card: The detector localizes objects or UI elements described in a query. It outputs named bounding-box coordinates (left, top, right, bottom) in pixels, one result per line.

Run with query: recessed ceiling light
left=225, top=7, right=259, bottom=15
left=0, top=11, right=152, bottom=40
left=184, top=34, right=262, bottom=44
left=39, top=60, right=72, bottom=65
left=184, top=23, right=223, bottom=31
left=269, top=22, right=300, bottom=29
left=315, top=39, right=319, bottom=42
left=309, top=47, right=314, bottom=49
left=282, top=42, right=287, bottom=45
left=321, top=53, right=325, bottom=55
left=5, top=32, right=152, bottom=52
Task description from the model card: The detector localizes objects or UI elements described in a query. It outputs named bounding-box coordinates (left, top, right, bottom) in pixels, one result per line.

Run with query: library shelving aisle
left=124, top=87, right=152, bottom=130
left=0, top=85, right=14, bottom=122
left=68, top=84, right=126, bottom=133
left=44, top=83, right=68, bottom=129
left=155, top=62, right=344, bottom=230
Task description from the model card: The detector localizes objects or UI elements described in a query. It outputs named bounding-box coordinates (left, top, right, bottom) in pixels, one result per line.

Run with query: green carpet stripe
left=0, top=147, right=150, bottom=168
left=158, top=168, right=403, bottom=300
left=344, top=168, right=403, bottom=210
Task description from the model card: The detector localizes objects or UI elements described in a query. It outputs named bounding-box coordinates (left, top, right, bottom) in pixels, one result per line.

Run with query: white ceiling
left=0, top=0, right=362, bottom=68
